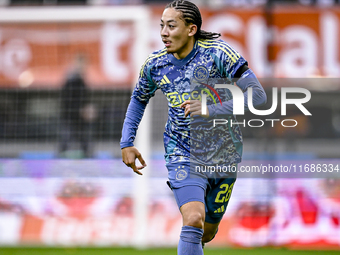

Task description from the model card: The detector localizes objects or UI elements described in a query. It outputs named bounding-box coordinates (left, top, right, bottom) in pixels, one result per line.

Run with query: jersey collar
left=168, top=41, right=199, bottom=67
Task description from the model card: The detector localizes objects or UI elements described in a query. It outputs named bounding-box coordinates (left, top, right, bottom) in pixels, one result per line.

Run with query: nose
left=161, top=26, right=168, bottom=37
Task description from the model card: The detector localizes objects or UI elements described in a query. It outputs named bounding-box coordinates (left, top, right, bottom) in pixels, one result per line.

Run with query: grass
left=0, top=247, right=339, bottom=255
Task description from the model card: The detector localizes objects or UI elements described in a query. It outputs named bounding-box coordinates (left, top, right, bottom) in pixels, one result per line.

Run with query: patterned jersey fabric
left=131, top=39, right=247, bottom=165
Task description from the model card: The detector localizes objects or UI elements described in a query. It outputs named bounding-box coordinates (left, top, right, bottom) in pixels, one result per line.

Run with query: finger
left=190, top=110, right=199, bottom=116
left=137, top=165, right=145, bottom=170
left=137, top=154, right=147, bottom=167
left=130, top=162, right=143, bottom=175
left=190, top=102, right=208, bottom=116
left=133, top=168, right=143, bottom=175
left=180, top=100, right=190, bottom=108
left=190, top=100, right=201, bottom=108
left=184, top=106, right=191, bottom=117
left=190, top=104, right=201, bottom=112
left=188, top=100, right=200, bottom=105
left=122, top=158, right=132, bottom=166
left=189, top=103, right=204, bottom=117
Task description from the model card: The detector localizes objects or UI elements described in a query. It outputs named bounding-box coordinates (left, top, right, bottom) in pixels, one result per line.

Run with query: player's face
left=160, top=8, right=196, bottom=59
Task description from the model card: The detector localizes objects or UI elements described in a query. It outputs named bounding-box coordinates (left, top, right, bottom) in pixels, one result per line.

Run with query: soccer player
left=121, top=1, right=267, bottom=254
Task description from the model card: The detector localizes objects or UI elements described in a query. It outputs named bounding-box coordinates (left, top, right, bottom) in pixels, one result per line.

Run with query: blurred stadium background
left=0, top=0, right=340, bottom=254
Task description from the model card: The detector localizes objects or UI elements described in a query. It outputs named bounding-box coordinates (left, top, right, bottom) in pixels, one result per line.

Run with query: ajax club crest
left=193, top=65, right=209, bottom=82
left=175, top=166, right=188, bottom=181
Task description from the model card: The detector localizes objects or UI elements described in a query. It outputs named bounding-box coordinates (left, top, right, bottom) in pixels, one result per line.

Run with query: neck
left=173, top=38, right=196, bottom=59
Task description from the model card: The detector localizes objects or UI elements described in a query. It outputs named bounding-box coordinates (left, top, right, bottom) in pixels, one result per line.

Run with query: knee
left=183, top=211, right=204, bottom=229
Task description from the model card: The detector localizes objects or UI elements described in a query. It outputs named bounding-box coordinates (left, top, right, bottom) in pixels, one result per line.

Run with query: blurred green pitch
left=0, top=247, right=339, bottom=255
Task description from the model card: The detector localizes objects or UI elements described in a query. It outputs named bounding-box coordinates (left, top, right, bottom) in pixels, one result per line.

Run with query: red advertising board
left=0, top=6, right=339, bottom=88
left=0, top=160, right=340, bottom=248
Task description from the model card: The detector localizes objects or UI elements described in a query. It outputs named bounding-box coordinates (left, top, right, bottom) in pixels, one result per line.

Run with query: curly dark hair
left=165, top=0, right=221, bottom=40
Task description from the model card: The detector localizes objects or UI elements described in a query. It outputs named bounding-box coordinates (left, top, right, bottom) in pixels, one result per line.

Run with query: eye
left=160, top=24, right=164, bottom=28
left=169, top=25, right=174, bottom=28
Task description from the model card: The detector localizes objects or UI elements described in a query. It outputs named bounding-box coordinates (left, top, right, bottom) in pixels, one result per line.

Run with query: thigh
left=205, top=177, right=236, bottom=224
left=166, top=162, right=208, bottom=209
left=172, top=184, right=206, bottom=210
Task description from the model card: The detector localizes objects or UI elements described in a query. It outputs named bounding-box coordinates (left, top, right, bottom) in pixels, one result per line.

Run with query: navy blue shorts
left=166, top=162, right=237, bottom=224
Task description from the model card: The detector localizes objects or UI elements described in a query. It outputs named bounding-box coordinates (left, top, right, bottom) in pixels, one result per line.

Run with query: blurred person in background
left=121, top=0, right=266, bottom=254
left=59, top=53, right=96, bottom=158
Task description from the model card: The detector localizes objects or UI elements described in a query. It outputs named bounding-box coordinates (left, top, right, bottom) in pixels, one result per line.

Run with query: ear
left=188, top=24, right=197, bottom=37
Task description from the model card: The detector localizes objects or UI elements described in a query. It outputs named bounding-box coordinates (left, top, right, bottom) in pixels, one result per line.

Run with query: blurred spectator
left=59, top=53, right=97, bottom=158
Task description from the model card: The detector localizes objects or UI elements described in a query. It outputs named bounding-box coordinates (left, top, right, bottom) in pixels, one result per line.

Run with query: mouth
left=162, top=39, right=171, bottom=47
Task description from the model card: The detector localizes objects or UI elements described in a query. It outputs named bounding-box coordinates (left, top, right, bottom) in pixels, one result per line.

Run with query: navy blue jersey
left=131, top=39, right=246, bottom=165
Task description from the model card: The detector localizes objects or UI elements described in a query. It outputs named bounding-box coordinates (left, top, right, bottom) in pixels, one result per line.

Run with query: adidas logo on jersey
left=160, top=75, right=171, bottom=85
left=214, top=205, right=225, bottom=213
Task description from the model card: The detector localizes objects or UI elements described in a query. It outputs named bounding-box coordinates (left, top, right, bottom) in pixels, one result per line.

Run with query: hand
left=121, top=146, right=147, bottom=175
left=180, top=100, right=209, bottom=118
